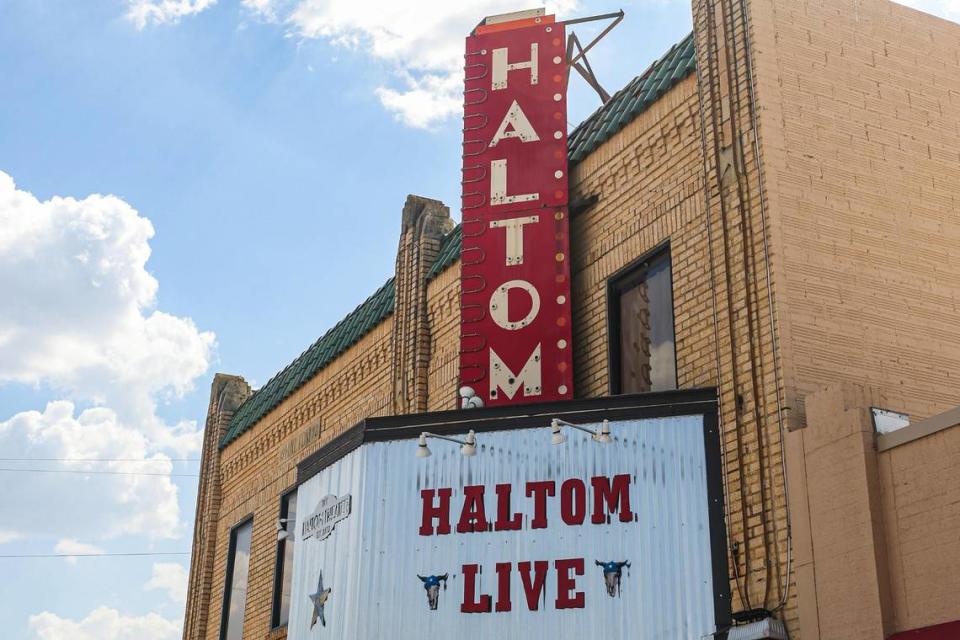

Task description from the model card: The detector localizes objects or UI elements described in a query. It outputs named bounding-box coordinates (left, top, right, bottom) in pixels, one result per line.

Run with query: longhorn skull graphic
left=417, top=574, right=448, bottom=610
left=596, top=560, right=631, bottom=597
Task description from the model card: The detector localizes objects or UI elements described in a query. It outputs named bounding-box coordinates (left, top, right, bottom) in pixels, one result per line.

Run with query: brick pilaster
left=790, top=383, right=895, bottom=639
left=692, top=0, right=794, bottom=626
left=391, top=196, right=454, bottom=414
left=183, top=374, right=251, bottom=640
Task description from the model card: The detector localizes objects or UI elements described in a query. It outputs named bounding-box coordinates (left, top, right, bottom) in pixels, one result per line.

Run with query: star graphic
left=309, top=570, right=332, bottom=629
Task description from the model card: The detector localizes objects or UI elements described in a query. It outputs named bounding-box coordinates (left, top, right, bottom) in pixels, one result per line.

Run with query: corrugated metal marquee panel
left=288, top=416, right=716, bottom=639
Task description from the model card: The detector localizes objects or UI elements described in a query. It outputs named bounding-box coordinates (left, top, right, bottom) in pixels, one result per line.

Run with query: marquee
left=286, top=392, right=730, bottom=638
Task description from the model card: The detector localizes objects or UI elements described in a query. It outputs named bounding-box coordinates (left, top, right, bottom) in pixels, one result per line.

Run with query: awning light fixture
left=550, top=418, right=611, bottom=444
left=416, top=430, right=478, bottom=458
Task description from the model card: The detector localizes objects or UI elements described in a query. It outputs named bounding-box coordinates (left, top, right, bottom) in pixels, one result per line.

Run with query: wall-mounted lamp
left=551, top=418, right=612, bottom=445
left=276, top=518, right=291, bottom=542
left=416, top=430, right=478, bottom=458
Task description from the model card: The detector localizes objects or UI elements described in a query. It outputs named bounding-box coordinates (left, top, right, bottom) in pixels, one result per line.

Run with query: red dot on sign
left=554, top=190, right=564, bottom=199
left=557, top=317, right=567, bottom=327
left=555, top=233, right=564, bottom=241
left=553, top=112, right=563, bottom=120
left=553, top=150, right=563, bottom=160
left=553, top=74, right=562, bottom=83
left=558, top=362, right=568, bottom=372
left=556, top=274, right=566, bottom=284
left=553, top=38, right=561, bottom=46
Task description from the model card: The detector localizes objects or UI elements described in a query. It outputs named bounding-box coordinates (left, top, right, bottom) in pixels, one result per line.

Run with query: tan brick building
left=182, top=0, right=960, bottom=638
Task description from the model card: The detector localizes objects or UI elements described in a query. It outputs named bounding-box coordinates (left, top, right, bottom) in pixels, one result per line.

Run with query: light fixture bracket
left=416, top=431, right=479, bottom=458
left=551, top=418, right=612, bottom=444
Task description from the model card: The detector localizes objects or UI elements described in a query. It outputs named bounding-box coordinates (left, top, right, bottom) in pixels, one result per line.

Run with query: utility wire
left=0, top=552, right=190, bottom=559
left=0, top=468, right=199, bottom=477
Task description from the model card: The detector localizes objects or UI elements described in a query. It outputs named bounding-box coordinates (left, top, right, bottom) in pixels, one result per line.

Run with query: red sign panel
left=460, top=16, right=574, bottom=407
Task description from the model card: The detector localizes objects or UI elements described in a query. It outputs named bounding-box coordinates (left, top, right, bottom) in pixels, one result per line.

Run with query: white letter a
left=490, top=100, right=540, bottom=147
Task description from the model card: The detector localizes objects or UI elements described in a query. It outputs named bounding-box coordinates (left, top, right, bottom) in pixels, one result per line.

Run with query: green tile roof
left=219, top=33, right=696, bottom=449
left=426, top=224, right=462, bottom=281
left=219, top=278, right=395, bottom=447
left=568, top=31, right=696, bottom=163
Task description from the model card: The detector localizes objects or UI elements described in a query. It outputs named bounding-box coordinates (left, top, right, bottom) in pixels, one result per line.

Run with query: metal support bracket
left=560, top=10, right=625, bottom=104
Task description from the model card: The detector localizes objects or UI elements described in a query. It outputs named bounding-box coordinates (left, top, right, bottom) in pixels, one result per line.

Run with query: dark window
left=220, top=518, right=252, bottom=640
left=608, top=247, right=677, bottom=394
left=271, top=488, right=298, bottom=628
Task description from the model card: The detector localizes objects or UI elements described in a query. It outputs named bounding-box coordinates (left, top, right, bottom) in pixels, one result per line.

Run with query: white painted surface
left=288, top=416, right=716, bottom=639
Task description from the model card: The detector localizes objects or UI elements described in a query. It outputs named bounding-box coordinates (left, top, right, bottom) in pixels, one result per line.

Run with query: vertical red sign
left=460, top=13, right=573, bottom=407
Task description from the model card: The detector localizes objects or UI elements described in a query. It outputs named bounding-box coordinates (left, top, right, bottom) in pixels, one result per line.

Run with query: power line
left=0, top=468, right=199, bottom=478
left=0, top=551, right=190, bottom=559
left=0, top=457, right=200, bottom=462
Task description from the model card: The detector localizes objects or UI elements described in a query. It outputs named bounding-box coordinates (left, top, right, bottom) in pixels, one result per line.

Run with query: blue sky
left=0, top=0, right=954, bottom=638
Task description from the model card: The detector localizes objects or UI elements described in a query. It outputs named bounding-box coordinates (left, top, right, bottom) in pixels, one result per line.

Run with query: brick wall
left=198, top=319, right=395, bottom=640
left=425, top=264, right=460, bottom=412
left=570, top=75, right=710, bottom=396
left=748, top=0, right=960, bottom=423
left=692, top=0, right=796, bottom=625
left=688, top=0, right=960, bottom=634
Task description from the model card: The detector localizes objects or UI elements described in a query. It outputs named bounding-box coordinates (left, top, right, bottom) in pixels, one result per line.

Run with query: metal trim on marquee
left=459, top=9, right=574, bottom=407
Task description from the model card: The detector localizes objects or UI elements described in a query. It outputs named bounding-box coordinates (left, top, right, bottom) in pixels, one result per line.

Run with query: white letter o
left=490, top=280, right=540, bottom=330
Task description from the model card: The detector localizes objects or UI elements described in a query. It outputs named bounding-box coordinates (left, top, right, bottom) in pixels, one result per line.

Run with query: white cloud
left=0, top=401, right=182, bottom=540
left=0, top=530, right=23, bottom=544
left=28, top=607, right=181, bottom=640
left=54, top=538, right=105, bottom=565
left=0, top=170, right=214, bottom=454
left=374, top=72, right=462, bottom=129
left=247, top=0, right=580, bottom=128
left=126, top=0, right=218, bottom=29
left=894, top=0, right=960, bottom=20
left=241, top=0, right=284, bottom=21
left=0, top=169, right=207, bottom=633
left=145, top=562, right=189, bottom=603
left=126, top=1, right=587, bottom=127
left=54, top=539, right=104, bottom=555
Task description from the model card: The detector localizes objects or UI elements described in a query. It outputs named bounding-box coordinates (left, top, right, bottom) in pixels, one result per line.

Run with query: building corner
left=183, top=373, right=251, bottom=640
